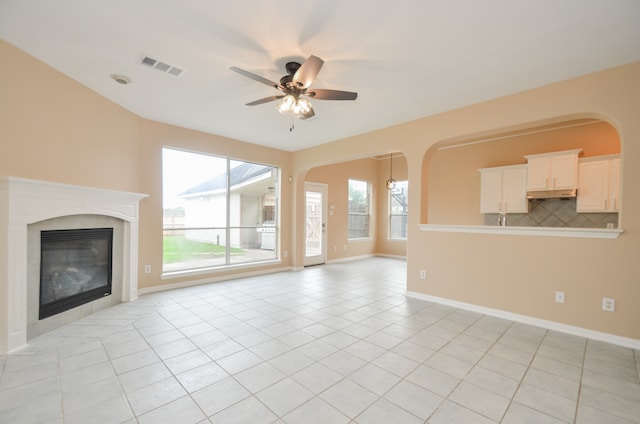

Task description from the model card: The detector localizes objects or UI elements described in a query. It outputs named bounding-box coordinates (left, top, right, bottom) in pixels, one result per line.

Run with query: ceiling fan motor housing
left=285, top=61, right=301, bottom=75
left=279, top=74, right=294, bottom=87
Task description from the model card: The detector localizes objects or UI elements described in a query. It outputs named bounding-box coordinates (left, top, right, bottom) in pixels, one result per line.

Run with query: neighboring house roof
left=178, top=162, right=273, bottom=197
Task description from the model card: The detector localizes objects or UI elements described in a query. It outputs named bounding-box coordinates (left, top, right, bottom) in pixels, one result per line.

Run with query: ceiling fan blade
left=299, top=107, right=316, bottom=120
left=292, top=55, right=324, bottom=89
left=230, top=66, right=280, bottom=89
left=306, top=89, right=358, bottom=101
left=246, top=95, right=284, bottom=106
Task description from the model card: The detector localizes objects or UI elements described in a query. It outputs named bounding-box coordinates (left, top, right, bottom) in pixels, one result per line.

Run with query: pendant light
left=386, top=153, right=396, bottom=190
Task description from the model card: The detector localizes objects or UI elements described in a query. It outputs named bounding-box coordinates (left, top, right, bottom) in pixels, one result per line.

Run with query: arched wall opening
left=298, top=153, right=408, bottom=263
left=420, top=117, right=621, bottom=226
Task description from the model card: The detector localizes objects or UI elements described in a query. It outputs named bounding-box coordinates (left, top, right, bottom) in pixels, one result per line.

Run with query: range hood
left=526, top=188, right=577, bottom=199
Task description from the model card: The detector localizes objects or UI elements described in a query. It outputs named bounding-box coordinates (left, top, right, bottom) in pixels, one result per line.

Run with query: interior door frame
left=304, top=182, right=328, bottom=266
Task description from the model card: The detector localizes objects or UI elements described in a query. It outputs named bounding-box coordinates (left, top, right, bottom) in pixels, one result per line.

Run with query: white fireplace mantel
left=0, top=177, right=147, bottom=354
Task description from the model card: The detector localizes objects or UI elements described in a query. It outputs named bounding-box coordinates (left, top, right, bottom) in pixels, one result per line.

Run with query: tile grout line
left=110, top=314, right=161, bottom=423
left=419, top=311, right=489, bottom=423
left=56, top=348, right=64, bottom=423
left=572, top=338, right=589, bottom=424
left=495, top=323, right=545, bottom=424
left=331, top=296, right=431, bottom=423
left=137, top=298, right=221, bottom=422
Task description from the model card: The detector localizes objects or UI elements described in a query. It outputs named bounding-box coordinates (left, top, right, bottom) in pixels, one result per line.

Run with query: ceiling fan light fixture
left=278, top=95, right=296, bottom=113
left=297, top=98, right=312, bottom=114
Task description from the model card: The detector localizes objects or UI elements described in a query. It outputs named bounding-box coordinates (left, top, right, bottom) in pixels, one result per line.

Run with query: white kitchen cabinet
left=479, top=165, right=528, bottom=213
left=577, top=156, right=620, bottom=212
left=525, top=149, right=582, bottom=191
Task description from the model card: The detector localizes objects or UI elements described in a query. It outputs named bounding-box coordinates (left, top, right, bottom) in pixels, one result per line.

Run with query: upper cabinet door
left=610, top=158, right=620, bottom=211
left=526, top=157, right=552, bottom=190
left=502, top=166, right=528, bottom=213
left=525, top=149, right=581, bottom=191
left=577, top=156, right=620, bottom=213
left=552, top=153, right=579, bottom=189
left=479, top=165, right=527, bottom=214
left=480, top=168, right=503, bottom=213
left=577, top=160, right=609, bottom=212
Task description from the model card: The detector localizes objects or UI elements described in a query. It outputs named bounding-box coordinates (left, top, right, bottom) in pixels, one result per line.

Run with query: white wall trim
left=326, top=253, right=375, bottom=264
left=420, top=224, right=623, bottom=239
left=326, top=253, right=405, bottom=264
left=406, top=291, right=640, bottom=350
left=376, top=253, right=407, bottom=261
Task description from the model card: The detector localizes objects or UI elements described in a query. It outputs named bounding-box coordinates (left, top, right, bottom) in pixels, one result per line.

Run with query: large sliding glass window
left=348, top=179, right=371, bottom=239
left=162, top=148, right=278, bottom=273
left=389, top=180, right=408, bottom=239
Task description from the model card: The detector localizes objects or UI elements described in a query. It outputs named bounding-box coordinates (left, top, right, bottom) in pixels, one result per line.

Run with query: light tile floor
left=1, top=257, right=639, bottom=423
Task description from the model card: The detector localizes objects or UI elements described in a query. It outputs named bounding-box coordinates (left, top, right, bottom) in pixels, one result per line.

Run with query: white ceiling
left=1, top=0, right=639, bottom=152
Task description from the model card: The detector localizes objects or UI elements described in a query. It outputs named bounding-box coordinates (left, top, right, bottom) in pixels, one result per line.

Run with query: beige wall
left=0, top=41, right=141, bottom=192
left=2, top=37, right=639, bottom=341
left=0, top=40, right=293, bottom=291
left=293, top=62, right=640, bottom=340
left=428, top=121, right=620, bottom=225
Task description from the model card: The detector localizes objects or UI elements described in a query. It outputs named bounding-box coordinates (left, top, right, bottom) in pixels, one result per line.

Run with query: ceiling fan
left=230, top=55, right=358, bottom=121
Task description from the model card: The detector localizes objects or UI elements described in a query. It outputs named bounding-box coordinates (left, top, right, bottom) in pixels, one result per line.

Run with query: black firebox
left=39, top=228, right=113, bottom=319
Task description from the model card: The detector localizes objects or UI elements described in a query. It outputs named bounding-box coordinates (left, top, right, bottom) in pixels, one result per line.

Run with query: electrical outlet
left=284, top=250, right=288, bottom=258
left=419, top=270, right=427, bottom=280
left=144, top=265, right=151, bottom=273
left=555, top=291, right=565, bottom=304
left=602, top=297, right=615, bottom=312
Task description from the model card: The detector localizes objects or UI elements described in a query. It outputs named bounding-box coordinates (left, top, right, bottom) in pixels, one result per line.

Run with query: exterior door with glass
left=304, top=182, right=327, bottom=266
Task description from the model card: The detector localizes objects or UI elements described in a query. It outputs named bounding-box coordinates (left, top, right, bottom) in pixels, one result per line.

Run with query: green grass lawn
left=163, top=236, right=245, bottom=264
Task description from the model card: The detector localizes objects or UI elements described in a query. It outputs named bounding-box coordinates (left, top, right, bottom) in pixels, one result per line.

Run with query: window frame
left=347, top=178, right=371, bottom=240
left=162, top=147, right=280, bottom=275
left=388, top=180, right=408, bottom=240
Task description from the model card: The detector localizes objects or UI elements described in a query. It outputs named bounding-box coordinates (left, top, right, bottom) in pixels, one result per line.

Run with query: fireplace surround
left=0, top=177, right=146, bottom=354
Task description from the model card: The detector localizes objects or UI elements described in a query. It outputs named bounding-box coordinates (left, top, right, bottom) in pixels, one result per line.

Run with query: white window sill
left=161, top=259, right=282, bottom=280
left=419, top=224, right=623, bottom=239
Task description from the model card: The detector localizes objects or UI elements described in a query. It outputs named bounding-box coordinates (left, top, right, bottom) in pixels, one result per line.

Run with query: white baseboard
left=326, top=254, right=375, bottom=264
left=325, top=253, right=406, bottom=264
left=139, top=266, right=292, bottom=295
left=406, top=291, right=640, bottom=350
left=376, top=253, right=407, bottom=260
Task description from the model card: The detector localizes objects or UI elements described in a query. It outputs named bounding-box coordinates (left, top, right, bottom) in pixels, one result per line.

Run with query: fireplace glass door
left=39, top=228, right=113, bottom=319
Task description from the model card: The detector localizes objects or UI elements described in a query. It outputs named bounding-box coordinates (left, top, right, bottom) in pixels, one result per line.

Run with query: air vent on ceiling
left=140, top=55, right=185, bottom=78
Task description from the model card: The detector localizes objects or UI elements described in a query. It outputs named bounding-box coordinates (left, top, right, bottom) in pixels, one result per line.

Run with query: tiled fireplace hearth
left=0, top=177, right=146, bottom=354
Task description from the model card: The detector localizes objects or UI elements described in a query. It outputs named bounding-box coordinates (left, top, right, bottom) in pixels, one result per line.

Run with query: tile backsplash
left=484, top=198, right=618, bottom=228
